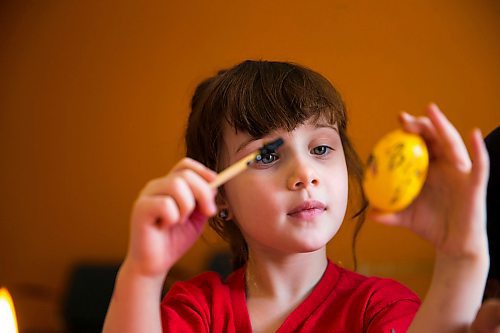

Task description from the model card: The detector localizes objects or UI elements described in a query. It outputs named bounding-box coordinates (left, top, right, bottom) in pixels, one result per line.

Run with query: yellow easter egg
left=363, top=129, right=429, bottom=212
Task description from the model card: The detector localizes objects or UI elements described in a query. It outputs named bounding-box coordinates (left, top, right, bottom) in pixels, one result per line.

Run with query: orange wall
left=1, top=1, right=499, bottom=331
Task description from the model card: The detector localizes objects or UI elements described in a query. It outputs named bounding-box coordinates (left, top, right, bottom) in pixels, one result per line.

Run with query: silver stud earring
left=218, top=209, right=228, bottom=220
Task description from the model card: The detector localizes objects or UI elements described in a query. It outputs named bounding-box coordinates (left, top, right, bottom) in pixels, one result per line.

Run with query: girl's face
left=222, top=119, right=348, bottom=259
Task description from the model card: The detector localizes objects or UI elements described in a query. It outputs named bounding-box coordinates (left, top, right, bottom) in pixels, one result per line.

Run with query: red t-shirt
left=161, top=260, right=420, bottom=332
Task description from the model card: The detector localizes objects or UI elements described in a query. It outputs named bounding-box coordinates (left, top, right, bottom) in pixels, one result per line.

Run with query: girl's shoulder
left=307, top=261, right=421, bottom=332
left=160, top=268, right=247, bottom=332
left=329, top=261, right=421, bottom=304
left=162, top=266, right=246, bottom=304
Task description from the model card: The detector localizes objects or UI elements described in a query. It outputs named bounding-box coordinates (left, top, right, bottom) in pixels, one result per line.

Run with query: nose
left=287, top=158, right=319, bottom=190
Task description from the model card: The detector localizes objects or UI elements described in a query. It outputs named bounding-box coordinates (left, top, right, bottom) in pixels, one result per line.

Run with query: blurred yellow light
left=0, top=288, right=19, bottom=333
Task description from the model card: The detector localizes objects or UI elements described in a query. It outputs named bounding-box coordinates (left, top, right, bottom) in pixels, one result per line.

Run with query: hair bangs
left=215, top=61, right=346, bottom=138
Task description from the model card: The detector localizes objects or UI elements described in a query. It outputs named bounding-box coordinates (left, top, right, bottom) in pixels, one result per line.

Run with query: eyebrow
left=316, top=123, right=339, bottom=132
left=235, top=138, right=260, bottom=154
left=234, top=122, right=338, bottom=154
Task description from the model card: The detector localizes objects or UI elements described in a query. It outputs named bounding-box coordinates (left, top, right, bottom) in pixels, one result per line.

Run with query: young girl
left=103, top=60, right=490, bottom=332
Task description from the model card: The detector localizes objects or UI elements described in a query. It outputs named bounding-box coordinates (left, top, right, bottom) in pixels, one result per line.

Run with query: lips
left=287, top=200, right=327, bottom=220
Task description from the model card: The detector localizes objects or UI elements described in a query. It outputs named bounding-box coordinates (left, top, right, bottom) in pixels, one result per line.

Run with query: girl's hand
left=368, top=104, right=490, bottom=260
left=123, top=158, right=217, bottom=279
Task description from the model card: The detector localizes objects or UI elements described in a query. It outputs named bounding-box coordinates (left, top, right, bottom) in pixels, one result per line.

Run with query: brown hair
left=185, top=60, right=367, bottom=270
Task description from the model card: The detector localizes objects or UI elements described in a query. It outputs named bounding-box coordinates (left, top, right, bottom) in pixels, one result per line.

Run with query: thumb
left=367, top=207, right=405, bottom=227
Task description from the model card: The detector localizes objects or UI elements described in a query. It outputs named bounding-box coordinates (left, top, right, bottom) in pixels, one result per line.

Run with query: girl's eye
left=311, top=145, right=332, bottom=155
left=256, top=152, right=279, bottom=165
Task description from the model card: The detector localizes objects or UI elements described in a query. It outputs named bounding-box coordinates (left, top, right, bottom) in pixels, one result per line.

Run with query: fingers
left=367, top=211, right=397, bottom=226
left=399, top=110, right=440, bottom=160
left=170, top=157, right=217, bottom=181
left=133, top=195, right=180, bottom=228
left=401, top=104, right=489, bottom=184
left=399, top=104, right=472, bottom=171
left=426, top=104, right=471, bottom=171
left=162, top=176, right=197, bottom=222
left=375, top=105, right=487, bottom=229
left=399, top=111, right=437, bottom=143
left=469, top=128, right=490, bottom=189
left=366, top=207, right=407, bottom=227
left=174, top=169, right=218, bottom=218
left=137, top=158, right=218, bottom=226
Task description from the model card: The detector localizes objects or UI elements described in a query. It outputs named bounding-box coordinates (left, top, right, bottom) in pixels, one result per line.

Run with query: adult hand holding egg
left=366, top=104, right=489, bottom=259
left=365, top=104, right=490, bottom=332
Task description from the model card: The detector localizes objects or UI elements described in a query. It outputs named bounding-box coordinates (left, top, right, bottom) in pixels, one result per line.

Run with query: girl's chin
left=292, top=236, right=333, bottom=253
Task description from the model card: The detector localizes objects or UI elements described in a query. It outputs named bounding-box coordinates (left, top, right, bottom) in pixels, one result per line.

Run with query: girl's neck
left=245, top=249, right=328, bottom=302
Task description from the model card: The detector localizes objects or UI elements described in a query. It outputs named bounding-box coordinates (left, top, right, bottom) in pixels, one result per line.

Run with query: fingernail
left=429, top=102, right=440, bottom=111
left=400, top=111, right=412, bottom=121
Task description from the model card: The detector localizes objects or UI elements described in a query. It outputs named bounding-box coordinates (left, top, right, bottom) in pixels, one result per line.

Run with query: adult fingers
left=426, top=103, right=471, bottom=171
left=400, top=104, right=472, bottom=171
left=399, top=110, right=440, bottom=159
left=469, top=128, right=490, bottom=190
left=399, top=111, right=437, bottom=143
left=366, top=207, right=407, bottom=227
